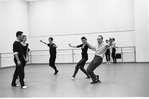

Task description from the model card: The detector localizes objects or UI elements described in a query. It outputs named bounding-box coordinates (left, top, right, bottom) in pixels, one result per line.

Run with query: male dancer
left=11, top=31, right=27, bottom=89
left=40, top=37, right=59, bottom=75
left=69, top=37, right=90, bottom=80
left=86, top=35, right=111, bottom=84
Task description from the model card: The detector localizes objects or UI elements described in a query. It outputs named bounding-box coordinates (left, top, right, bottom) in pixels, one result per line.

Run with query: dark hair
left=98, top=35, right=103, bottom=40
left=16, top=31, right=23, bottom=37
left=81, top=37, right=87, bottom=40
left=113, top=38, right=115, bottom=41
left=49, top=37, right=53, bottom=41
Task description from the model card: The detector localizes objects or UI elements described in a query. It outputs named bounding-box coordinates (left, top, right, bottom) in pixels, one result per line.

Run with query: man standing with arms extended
left=11, top=31, right=27, bottom=89
left=40, top=37, right=59, bottom=75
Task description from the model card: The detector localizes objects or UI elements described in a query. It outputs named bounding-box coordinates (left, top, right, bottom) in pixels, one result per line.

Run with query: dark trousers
left=11, top=59, right=25, bottom=87
left=87, top=55, right=103, bottom=82
left=22, top=60, right=26, bottom=79
left=112, top=48, right=117, bottom=63
left=16, top=60, right=26, bottom=80
left=105, top=49, right=110, bottom=62
left=72, top=58, right=89, bottom=77
left=49, top=55, right=58, bottom=72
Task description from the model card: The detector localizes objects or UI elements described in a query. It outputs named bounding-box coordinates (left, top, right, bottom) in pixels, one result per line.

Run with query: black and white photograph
left=0, top=0, right=149, bottom=98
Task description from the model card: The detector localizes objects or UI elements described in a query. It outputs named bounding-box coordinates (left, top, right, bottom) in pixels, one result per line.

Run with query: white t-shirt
left=111, top=42, right=116, bottom=48
left=94, top=42, right=108, bottom=58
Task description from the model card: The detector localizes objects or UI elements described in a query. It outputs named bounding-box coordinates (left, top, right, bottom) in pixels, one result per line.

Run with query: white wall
left=134, top=0, right=149, bottom=62
left=0, top=0, right=29, bottom=53
left=29, top=0, right=134, bottom=37
left=148, top=1, right=149, bottom=62
left=28, top=0, right=135, bottom=50
left=0, top=0, right=29, bottom=67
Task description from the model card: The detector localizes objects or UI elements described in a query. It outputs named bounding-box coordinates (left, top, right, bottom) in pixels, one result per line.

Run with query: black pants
left=112, top=48, right=117, bottom=63
left=11, top=59, right=25, bottom=87
left=105, top=49, right=110, bottom=62
left=72, top=58, right=89, bottom=78
left=49, top=55, right=58, bottom=72
left=87, top=55, right=103, bottom=82
left=16, top=60, right=26, bottom=80
left=22, top=60, right=26, bottom=79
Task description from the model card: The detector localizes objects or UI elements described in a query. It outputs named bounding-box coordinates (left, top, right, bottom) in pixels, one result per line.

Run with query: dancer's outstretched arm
left=86, top=42, right=96, bottom=51
left=68, top=43, right=78, bottom=48
left=40, top=40, right=48, bottom=45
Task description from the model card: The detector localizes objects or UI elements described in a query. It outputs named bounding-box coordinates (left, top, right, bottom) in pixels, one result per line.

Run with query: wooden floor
left=0, top=63, right=149, bottom=97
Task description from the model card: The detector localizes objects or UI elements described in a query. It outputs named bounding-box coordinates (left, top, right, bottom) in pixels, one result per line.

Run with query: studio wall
left=0, top=0, right=29, bottom=53
left=28, top=0, right=135, bottom=51
left=134, top=0, right=149, bottom=62
left=0, top=0, right=29, bottom=67
left=29, top=0, right=134, bottom=37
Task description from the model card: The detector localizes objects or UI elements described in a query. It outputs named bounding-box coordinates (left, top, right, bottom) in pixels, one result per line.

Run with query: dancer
left=69, top=37, right=90, bottom=80
left=40, top=37, right=59, bottom=75
left=86, top=35, right=111, bottom=84
left=21, top=35, right=30, bottom=81
left=111, top=38, right=117, bottom=64
left=11, top=31, right=27, bottom=89
left=105, top=39, right=111, bottom=64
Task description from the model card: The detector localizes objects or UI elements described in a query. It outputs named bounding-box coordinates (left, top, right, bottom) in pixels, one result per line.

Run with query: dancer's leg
left=49, top=55, right=58, bottom=74
left=87, top=55, right=102, bottom=82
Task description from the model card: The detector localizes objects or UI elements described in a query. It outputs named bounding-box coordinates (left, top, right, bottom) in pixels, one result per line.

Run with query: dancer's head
left=48, top=37, right=53, bottom=44
left=106, top=39, right=109, bottom=43
left=22, top=35, right=27, bottom=42
left=97, top=35, right=103, bottom=44
left=16, top=31, right=23, bottom=41
left=81, top=37, right=87, bottom=44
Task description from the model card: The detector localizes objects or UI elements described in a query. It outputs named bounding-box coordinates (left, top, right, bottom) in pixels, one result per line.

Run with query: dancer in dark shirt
left=11, top=31, right=27, bottom=89
left=40, top=37, right=59, bottom=75
left=69, top=37, right=90, bottom=80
